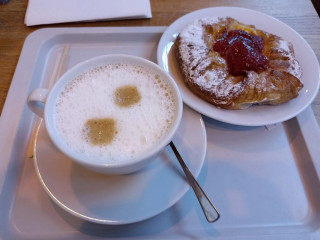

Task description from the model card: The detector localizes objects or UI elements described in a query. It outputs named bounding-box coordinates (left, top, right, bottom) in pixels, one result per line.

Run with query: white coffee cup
left=28, top=54, right=183, bottom=174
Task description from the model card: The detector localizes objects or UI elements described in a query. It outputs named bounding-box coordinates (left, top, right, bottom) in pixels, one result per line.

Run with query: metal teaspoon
left=169, top=141, right=220, bottom=222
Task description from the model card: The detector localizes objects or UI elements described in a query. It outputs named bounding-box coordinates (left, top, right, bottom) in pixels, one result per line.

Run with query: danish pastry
left=174, top=17, right=303, bottom=109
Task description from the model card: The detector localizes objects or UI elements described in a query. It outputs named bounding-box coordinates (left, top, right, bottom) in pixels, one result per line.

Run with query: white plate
left=157, top=7, right=320, bottom=126
left=33, top=105, right=206, bottom=225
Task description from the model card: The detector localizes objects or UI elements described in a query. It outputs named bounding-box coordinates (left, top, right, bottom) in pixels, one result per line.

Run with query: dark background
left=312, top=0, right=320, bottom=15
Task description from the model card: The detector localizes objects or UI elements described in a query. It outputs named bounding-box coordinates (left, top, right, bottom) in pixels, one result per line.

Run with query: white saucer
left=157, top=7, right=320, bottom=126
left=33, top=105, right=206, bottom=225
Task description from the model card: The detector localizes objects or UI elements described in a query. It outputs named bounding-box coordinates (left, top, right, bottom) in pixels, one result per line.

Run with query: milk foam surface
left=54, top=63, right=176, bottom=163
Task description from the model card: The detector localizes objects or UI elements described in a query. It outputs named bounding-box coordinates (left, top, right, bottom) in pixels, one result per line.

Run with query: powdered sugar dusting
left=268, top=39, right=302, bottom=79
left=177, top=17, right=244, bottom=100
left=175, top=16, right=303, bottom=109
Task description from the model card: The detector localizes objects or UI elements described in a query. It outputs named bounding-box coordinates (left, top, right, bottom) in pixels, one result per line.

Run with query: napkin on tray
left=25, top=0, right=152, bottom=26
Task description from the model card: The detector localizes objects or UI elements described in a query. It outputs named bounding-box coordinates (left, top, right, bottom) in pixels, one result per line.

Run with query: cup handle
left=27, top=88, right=49, bottom=118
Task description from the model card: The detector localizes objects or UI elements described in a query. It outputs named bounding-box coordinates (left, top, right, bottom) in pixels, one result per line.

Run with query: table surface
left=0, top=0, right=319, bottom=126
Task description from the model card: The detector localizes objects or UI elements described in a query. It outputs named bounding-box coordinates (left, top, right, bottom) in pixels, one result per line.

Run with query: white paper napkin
left=25, top=0, right=152, bottom=26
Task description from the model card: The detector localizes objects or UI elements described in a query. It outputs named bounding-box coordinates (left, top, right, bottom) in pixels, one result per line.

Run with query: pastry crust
left=174, top=17, right=303, bottom=109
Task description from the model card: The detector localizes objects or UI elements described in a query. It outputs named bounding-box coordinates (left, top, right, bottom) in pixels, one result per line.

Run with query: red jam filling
left=213, top=30, right=268, bottom=76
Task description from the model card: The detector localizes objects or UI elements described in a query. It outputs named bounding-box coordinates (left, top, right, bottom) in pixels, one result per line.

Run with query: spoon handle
left=169, top=141, right=220, bottom=223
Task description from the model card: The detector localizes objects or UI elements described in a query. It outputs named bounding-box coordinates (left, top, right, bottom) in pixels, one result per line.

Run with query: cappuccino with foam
left=54, top=63, right=177, bottom=164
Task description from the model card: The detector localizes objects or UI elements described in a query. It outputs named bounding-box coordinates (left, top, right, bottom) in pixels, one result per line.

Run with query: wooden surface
left=0, top=0, right=320, bottom=125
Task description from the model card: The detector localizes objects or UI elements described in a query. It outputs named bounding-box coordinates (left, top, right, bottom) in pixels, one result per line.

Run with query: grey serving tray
left=0, top=27, right=320, bottom=239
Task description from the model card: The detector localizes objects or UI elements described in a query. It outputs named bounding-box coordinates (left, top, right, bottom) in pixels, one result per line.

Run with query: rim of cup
left=43, top=54, right=183, bottom=174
